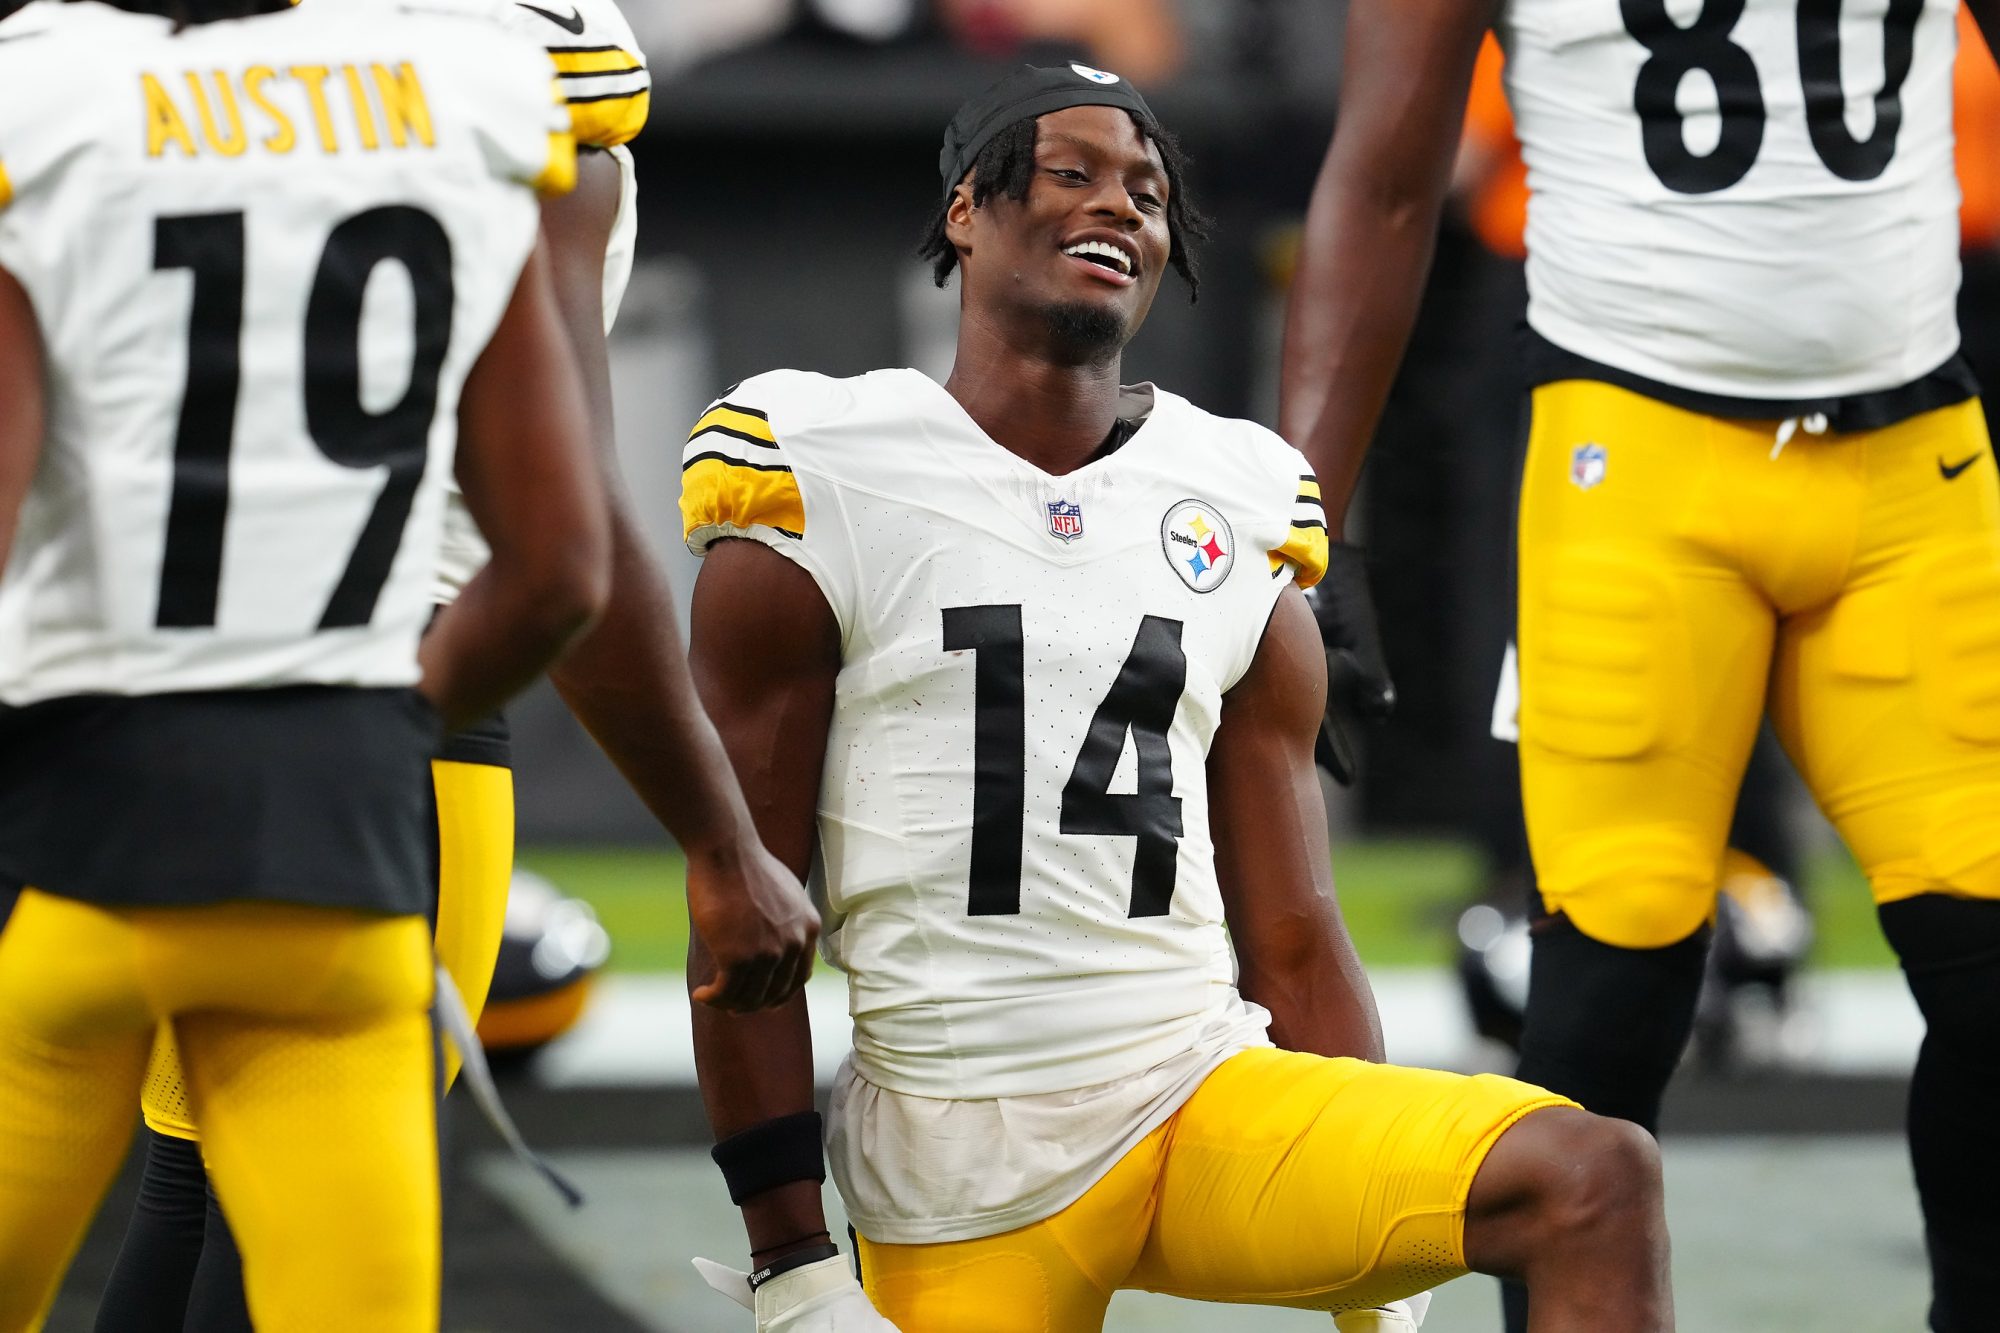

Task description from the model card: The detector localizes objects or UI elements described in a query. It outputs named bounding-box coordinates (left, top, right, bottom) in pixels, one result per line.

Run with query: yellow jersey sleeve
left=548, top=41, right=649, bottom=149
left=681, top=397, right=806, bottom=552
left=0, top=160, right=12, bottom=213
left=1268, top=472, right=1329, bottom=589
left=506, top=0, right=649, bottom=149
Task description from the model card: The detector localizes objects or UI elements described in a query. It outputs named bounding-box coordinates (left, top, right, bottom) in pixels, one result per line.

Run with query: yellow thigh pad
left=1517, top=381, right=1774, bottom=947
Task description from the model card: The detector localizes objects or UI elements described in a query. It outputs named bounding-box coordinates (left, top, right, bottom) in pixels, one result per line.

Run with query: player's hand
left=686, top=834, right=820, bottom=1012
left=1308, top=542, right=1395, bottom=786
left=693, top=1254, right=904, bottom=1331
left=1333, top=1292, right=1431, bottom=1330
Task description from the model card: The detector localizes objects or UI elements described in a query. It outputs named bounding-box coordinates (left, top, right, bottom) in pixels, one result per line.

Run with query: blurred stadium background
left=54, top=0, right=2000, bottom=1327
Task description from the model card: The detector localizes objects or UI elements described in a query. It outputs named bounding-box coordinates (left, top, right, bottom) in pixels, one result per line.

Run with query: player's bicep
left=536, top=148, right=623, bottom=460
left=688, top=538, right=840, bottom=881
left=1323, top=0, right=1499, bottom=198
left=457, top=239, right=605, bottom=596
left=1212, top=587, right=1383, bottom=1057
left=1210, top=589, right=1338, bottom=946
left=0, top=263, right=44, bottom=571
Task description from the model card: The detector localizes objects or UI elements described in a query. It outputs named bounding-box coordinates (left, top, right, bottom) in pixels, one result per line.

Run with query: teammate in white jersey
left=81, top=0, right=821, bottom=1325
left=1284, top=2, right=2000, bottom=1329
left=0, top=0, right=611, bottom=1326
left=681, top=64, right=1672, bottom=1333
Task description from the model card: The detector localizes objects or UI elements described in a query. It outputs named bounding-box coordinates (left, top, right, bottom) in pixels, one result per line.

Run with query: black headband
left=939, top=62, right=1157, bottom=203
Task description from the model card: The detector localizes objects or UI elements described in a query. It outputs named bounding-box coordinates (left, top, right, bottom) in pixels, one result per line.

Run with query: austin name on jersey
left=0, top=0, right=570, bottom=704
left=1499, top=0, right=1961, bottom=398
left=682, top=368, right=1328, bottom=1101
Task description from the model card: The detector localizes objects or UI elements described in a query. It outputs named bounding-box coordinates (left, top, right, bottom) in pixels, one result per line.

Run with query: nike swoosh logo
left=518, top=2, right=586, bottom=34
left=1940, top=453, right=1984, bottom=480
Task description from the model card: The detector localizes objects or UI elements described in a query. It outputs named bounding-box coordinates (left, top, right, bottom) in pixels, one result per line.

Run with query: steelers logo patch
left=1160, top=499, right=1234, bottom=593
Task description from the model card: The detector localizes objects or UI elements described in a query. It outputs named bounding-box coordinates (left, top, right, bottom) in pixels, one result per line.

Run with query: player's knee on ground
left=1464, top=1107, right=1663, bottom=1277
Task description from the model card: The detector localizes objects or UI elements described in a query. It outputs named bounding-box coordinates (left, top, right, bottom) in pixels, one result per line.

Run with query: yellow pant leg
left=140, top=1020, right=198, bottom=1140
left=0, top=890, right=152, bottom=1333
left=140, top=756, right=515, bottom=1128
left=430, top=758, right=515, bottom=1087
left=145, top=902, right=438, bottom=1333
left=1127, top=1048, right=1570, bottom=1313
left=855, top=1124, right=1163, bottom=1332
left=1773, top=399, right=2000, bottom=903
left=1517, top=381, right=1776, bottom=947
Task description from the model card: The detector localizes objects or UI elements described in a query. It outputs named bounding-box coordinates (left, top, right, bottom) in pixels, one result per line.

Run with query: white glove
left=693, top=1254, right=903, bottom=1332
left=1334, top=1291, right=1432, bottom=1331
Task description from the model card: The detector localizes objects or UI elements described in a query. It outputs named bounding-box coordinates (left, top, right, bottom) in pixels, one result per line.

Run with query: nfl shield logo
left=1047, top=499, right=1084, bottom=543
left=1570, top=442, right=1608, bottom=490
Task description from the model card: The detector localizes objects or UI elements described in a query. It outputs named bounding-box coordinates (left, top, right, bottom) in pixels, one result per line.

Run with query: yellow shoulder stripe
left=1270, top=520, right=1329, bottom=590
left=682, top=456, right=805, bottom=544
left=568, top=88, right=648, bottom=150
left=1298, top=477, right=1322, bottom=502
left=550, top=46, right=645, bottom=77
left=690, top=403, right=776, bottom=447
left=533, top=129, right=577, bottom=198
left=0, top=159, right=13, bottom=212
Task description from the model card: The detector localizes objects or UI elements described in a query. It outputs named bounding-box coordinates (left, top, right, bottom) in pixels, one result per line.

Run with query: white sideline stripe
left=531, top=969, right=1924, bottom=1088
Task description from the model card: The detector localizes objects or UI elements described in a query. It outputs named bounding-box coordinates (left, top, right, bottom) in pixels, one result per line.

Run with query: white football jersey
left=0, top=0, right=570, bottom=704
left=682, top=369, right=1329, bottom=1100
left=1499, top=0, right=1962, bottom=399
left=430, top=0, right=649, bottom=602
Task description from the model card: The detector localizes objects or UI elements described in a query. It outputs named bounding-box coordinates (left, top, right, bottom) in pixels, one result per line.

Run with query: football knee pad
left=1514, top=914, right=1708, bottom=1133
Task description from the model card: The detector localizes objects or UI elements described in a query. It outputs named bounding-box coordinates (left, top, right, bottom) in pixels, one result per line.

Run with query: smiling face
left=945, top=105, right=1173, bottom=364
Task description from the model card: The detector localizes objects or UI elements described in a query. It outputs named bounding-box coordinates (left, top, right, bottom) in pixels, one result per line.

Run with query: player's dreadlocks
left=918, top=112, right=1211, bottom=301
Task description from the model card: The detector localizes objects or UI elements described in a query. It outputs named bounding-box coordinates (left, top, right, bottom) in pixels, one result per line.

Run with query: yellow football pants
left=1519, top=383, right=2000, bottom=947
left=0, top=889, right=436, bottom=1333
left=142, top=757, right=514, bottom=1137
left=854, top=1047, right=1571, bottom=1330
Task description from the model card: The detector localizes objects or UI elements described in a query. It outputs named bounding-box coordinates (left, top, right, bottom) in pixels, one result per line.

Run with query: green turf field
left=521, top=839, right=1898, bottom=973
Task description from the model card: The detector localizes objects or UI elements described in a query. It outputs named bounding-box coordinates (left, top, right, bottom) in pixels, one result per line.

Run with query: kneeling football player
left=681, top=65, right=1675, bottom=1333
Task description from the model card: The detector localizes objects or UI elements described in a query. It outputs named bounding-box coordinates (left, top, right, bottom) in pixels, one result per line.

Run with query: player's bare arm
left=0, top=265, right=43, bottom=569
left=686, top=535, right=842, bottom=1260
left=1275, top=0, right=1497, bottom=783
left=1210, top=586, right=1384, bottom=1061
left=422, top=239, right=610, bottom=731
left=538, top=149, right=819, bottom=1014
left=1279, top=0, right=1497, bottom=518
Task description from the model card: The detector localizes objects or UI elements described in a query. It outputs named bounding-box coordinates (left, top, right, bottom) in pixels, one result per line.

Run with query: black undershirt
left=1521, top=327, right=1979, bottom=433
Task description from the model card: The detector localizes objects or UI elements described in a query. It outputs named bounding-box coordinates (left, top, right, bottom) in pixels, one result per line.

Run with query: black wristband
left=711, top=1111, right=826, bottom=1205
left=747, top=1241, right=841, bottom=1291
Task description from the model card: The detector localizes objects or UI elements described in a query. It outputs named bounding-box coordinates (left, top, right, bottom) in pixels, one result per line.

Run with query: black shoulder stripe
left=1295, top=491, right=1324, bottom=506
left=712, top=401, right=769, bottom=421
left=561, top=64, right=646, bottom=80
left=1290, top=518, right=1327, bottom=532
left=545, top=43, right=625, bottom=54
left=689, top=424, right=779, bottom=450
left=682, top=450, right=794, bottom=475
left=566, top=88, right=649, bottom=106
